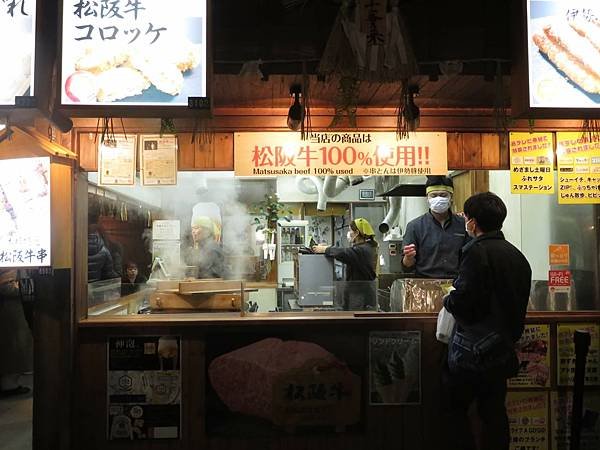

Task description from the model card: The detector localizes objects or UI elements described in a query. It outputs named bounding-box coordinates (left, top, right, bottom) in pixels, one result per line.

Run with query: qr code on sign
left=144, top=343, right=156, bottom=354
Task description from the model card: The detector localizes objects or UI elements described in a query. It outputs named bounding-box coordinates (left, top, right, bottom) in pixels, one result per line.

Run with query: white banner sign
left=98, top=134, right=136, bottom=186
left=0, top=0, right=36, bottom=104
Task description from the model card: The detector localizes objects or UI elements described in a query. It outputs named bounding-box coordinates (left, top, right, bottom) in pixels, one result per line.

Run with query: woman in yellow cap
left=313, top=217, right=378, bottom=310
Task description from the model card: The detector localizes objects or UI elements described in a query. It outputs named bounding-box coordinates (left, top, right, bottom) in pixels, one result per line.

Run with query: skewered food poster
left=0, top=0, right=36, bottom=104
left=507, top=391, right=549, bottom=450
left=0, top=157, right=50, bottom=267
left=108, top=336, right=181, bottom=440
left=61, top=0, right=207, bottom=105
left=509, top=324, right=551, bottom=388
left=509, top=132, right=555, bottom=195
left=528, top=1, right=600, bottom=108
left=98, top=134, right=136, bottom=186
left=369, top=331, right=421, bottom=405
left=556, top=132, right=600, bottom=204
left=140, top=135, right=177, bottom=186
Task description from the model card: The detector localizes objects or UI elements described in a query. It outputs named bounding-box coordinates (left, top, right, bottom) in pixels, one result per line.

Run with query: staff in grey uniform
left=402, top=176, right=468, bottom=279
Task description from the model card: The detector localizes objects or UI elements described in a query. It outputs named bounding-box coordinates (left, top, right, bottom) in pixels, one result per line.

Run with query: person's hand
left=402, top=244, right=416, bottom=266
left=312, top=245, right=328, bottom=254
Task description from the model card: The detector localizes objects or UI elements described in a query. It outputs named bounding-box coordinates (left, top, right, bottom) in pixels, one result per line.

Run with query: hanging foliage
left=160, top=118, right=176, bottom=136
left=329, top=76, right=360, bottom=128
left=581, top=119, right=600, bottom=142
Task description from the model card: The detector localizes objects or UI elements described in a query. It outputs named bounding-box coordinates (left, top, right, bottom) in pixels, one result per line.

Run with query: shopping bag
left=436, top=306, right=455, bottom=343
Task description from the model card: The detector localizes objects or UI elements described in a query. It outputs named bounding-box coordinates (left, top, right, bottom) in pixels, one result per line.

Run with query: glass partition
left=85, top=170, right=600, bottom=318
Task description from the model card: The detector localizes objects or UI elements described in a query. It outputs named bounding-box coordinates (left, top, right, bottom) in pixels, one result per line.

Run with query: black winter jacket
left=444, top=231, right=532, bottom=342
left=88, top=231, right=119, bottom=282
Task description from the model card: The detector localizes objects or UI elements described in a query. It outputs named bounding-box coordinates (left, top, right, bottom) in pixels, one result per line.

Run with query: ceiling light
left=287, top=84, right=304, bottom=132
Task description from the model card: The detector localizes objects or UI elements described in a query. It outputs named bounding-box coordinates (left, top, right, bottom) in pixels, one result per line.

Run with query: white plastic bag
left=436, top=306, right=456, bottom=344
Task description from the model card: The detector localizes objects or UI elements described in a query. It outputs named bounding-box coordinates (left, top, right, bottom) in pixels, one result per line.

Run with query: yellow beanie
left=353, top=217, right=375, bottom=237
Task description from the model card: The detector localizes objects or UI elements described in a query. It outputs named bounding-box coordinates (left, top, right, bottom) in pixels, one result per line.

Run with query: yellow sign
left=234, top=132, right=448, bottom=177
left=509, top=132, right=554, bottom=194
left=507, top=391, right=549, bottom=450
left=557, top=323, right=600, bottom=386
left=509, top=324, right=551, bottom=388
left=549, top=244, right=569, bottom=266
left=556, top=132, right=600, bottom=204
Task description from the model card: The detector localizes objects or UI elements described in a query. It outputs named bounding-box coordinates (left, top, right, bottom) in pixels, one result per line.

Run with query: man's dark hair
left=463, top=192, right=507, bottom=232
left=425, top=175, right=453, bottom=189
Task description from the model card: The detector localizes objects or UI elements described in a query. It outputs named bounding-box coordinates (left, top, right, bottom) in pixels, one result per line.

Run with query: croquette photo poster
left=61, top=0, right=207, bottom=106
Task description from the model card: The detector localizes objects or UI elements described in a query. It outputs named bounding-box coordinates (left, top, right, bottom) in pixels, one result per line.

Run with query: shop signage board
left=152, top=220, right=180, bottom=241
left=509, top=324, right=551, bottom=388
left=0, top=157, right=50, bottom=267
left=369, top=331, right=421, bottom=405
left=234, top=132, right=448, bottom=177
left=527, top=1, right=600, bottom=110
left=548, top=270, right=571, bottom=294
left=61, top=0, right=207, bottom=106
left=551, top=391, right=600, bottom=450
left=140, top=135, right=178, bottom=186
left=107, top=336, right=181, bottom=440
left=0, top=0, right=36, bottom=105
left=98, top=134, right=136, bottom=186
left=549, top=244, right=569, bottom=266
left=509, top=132, right=554, bottom=194
left=507, top=391, right=549, bottom=450
left=556, top=132, right=600, bottom=204
left=557, top=323, right=600, bottom=386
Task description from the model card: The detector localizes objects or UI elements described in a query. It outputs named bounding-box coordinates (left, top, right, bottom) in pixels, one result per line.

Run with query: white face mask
left=428, top=196, right=450, bottom=214
left=465, top=219, right=475, bottom=237
left=347, top=230, right=355, bottom=243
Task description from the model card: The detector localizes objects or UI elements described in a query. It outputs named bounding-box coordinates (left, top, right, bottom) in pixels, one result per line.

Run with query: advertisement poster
left=107, top=336, right=181, bottom=440
left=509, top=324, right=551, bottom=388
left=235, top=132, right=448, bottom=177
left=549, top=244, right=570, bottom=266
left=0, top=157, right=50, bottom=267
left=509, top=132, right=554, bottom=194
left=61, top=0, right=207, bottom=105
left=556, top=132, right=600, bottom=204
left=548, top=270, right=571, bottom=294
left=98, top=134, right=136, bottom=186
left=527, top=1, right=600, bottom=109
left=557, top=323, right=600, bottom=386
left=507, top=391, right=549, bottom=450
left=0, top=0, right=36, bottom=104
left=140, top=135, right=177, bottom=185
left=551, top=391, right=600, bottom=450
left=152, top=220, right=180, bottom=241
left=369, top=331, right=421, bottom=405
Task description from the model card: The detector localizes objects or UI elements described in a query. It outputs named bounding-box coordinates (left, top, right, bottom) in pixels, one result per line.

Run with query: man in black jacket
left=442, top=192, right=532, bottom=450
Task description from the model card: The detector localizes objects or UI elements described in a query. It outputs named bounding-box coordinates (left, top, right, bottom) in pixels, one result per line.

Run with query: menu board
left=527, top=1, right=600, bottom=109
left=509, top=132, right=555, bottom=194
left=108, top=336, right=181, bottom=440
left=0, top=0, right=36, bottom=104
left=509, top=324, right=551, bottom=388
left=551, top=391, right=600, bottom=450
left=557, top=323, right=600, bottom=386
left=369, top=331, right=421, bottom=405
left=140, top=135, right=177, bottom=185
left=61, top=0, right=207, bottom=106
left=507, top=391, right=549, bottom=450
left=0, top=157, right=50, bottom=267
left=556, top=132, right=600, bottom=204
left=98, top=134, right=136, bottom=186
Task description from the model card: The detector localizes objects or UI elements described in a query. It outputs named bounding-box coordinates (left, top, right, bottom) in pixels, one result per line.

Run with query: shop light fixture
left=287, top=84, right=304, bottom=132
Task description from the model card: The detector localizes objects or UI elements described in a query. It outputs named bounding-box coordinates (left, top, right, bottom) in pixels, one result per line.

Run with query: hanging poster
left=61, top=0, right=207, bottom=106
left=235, top=132, right=448, bottom=177
left=509, top=324, right=551, bottom=388
left=98, top=134, right=136, bottom=186
left=557, top=323, right=600, bottom=386
left=556, top=132, right=600, bottom=204
left=551, top=391, right=600, bottom=450
left=507, top=391, right=549, bottom=450
left=0, top=0, right=36, bottom=104
left=369, top=331, right=421, bottom=405
left=151, top=220, right=180, bottom=241
left=107, top=336, right=181, bottom=440
left=0, top=157, right=50, bottom=267
left=527, top=1, right=600, bottom=109
left=509, top=132, right=554, bottom=194
left=549, top=244, right=570, bottom=266
left=140, top=135, right=177, bottom=186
